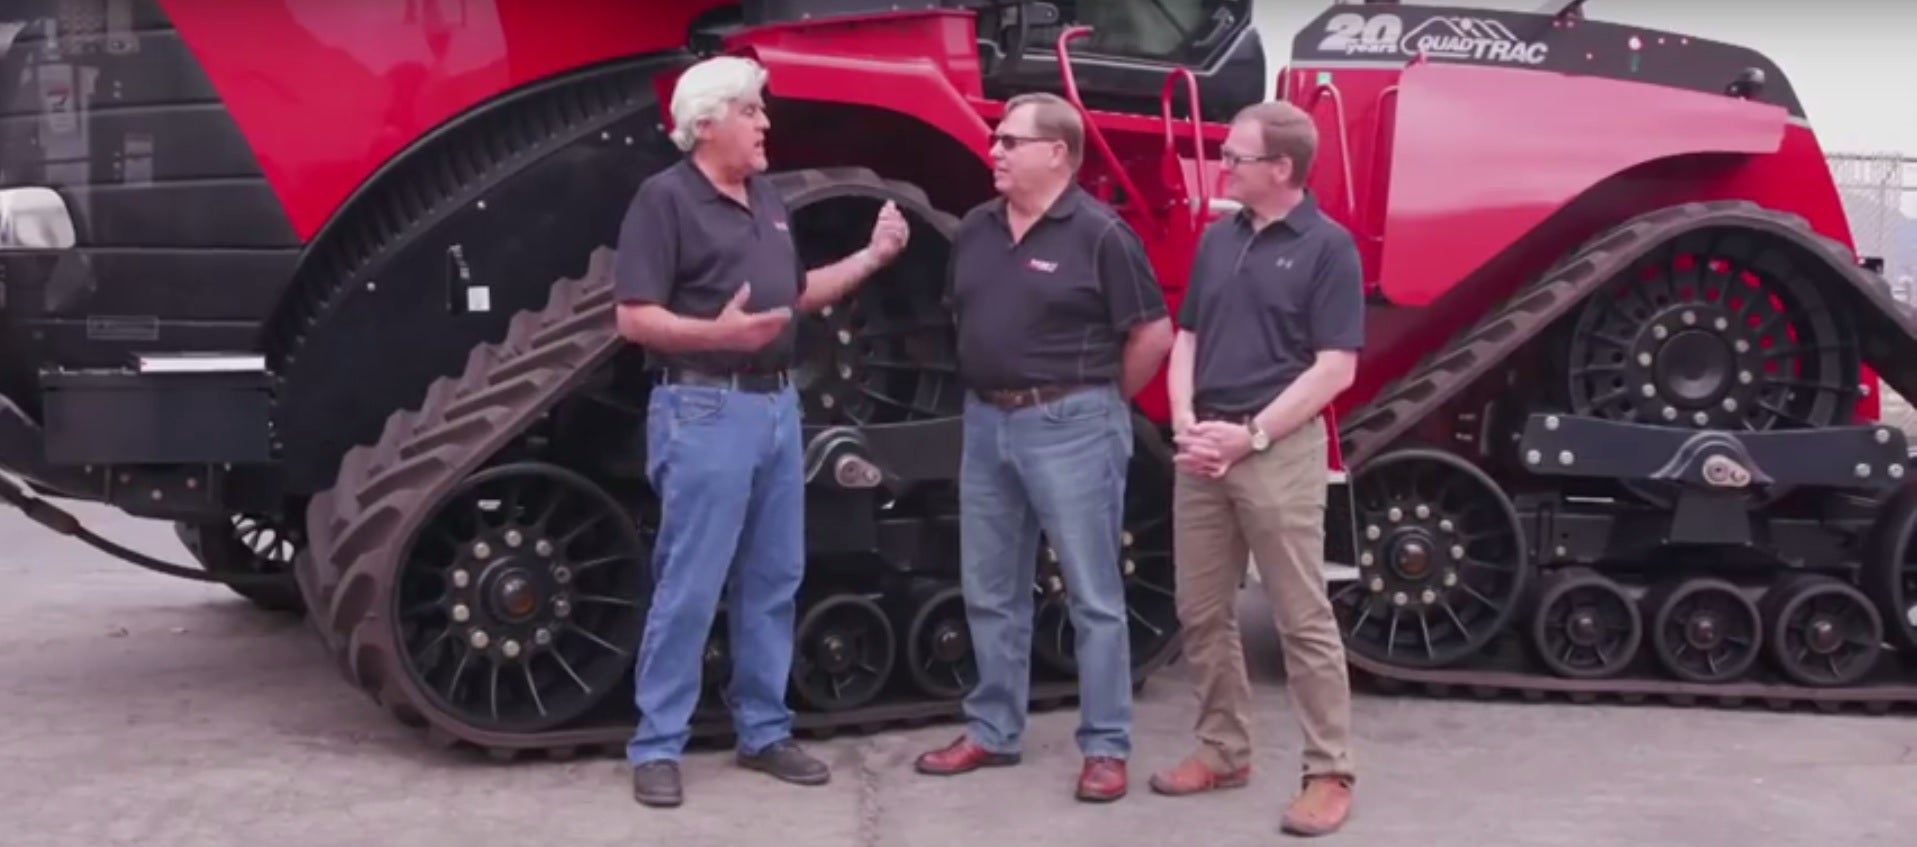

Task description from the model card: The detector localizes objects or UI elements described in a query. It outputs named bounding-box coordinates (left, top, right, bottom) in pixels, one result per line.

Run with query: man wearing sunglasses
left=912, top=91, right=1174, bottom=803
left=1151, top=100, right=1363, bottom=837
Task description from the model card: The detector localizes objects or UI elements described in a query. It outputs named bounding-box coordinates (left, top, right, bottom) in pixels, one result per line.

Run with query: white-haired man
left=613, top=54, right=909, bottom=808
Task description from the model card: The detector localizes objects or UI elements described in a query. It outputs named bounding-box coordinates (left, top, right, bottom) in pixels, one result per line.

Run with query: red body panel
left=1279, top=58, right=1875, bottom=423
left=156, top=0, right=1879, bottom=433
left=159, top=0, right=730, bottom=240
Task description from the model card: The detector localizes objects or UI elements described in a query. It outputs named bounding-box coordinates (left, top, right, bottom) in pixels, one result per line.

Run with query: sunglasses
left=989, top=132, right=1062, bottom=150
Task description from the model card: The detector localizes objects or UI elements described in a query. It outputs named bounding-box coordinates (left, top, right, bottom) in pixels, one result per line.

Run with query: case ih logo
left=1316, top=12, right=1549, bottom=65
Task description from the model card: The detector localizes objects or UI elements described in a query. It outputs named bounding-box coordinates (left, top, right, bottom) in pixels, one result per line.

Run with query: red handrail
left=1160, top=66, right=1210, bottom=226
left=1306, top=82, right=1357, bottom=220
left=1053, top=26, right=1156, bottom=233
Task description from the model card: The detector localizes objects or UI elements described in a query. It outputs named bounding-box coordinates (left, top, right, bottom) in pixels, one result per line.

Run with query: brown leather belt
left=977, top=384, right=1091, bottom=410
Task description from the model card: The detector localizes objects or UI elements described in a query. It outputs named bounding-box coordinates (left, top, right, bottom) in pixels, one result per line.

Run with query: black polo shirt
left=1179, top=193, right=1365, bottom=416
left=612, top=158, right=805, bottom=374
left=947, top=185, right=1167, bottom=391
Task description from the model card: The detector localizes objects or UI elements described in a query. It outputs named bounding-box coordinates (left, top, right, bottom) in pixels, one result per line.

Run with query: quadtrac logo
left=1316, top=12, right=1550, bottom=65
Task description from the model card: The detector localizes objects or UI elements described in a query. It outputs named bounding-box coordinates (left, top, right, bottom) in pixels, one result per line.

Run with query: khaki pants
left=1172, top=414, right=1355, bottom=781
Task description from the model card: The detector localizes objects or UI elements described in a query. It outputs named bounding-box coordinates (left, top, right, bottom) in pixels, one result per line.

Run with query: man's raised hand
left=713, top=283, right=791, bottom=351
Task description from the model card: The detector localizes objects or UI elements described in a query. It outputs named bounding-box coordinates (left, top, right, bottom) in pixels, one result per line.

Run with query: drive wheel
left=1529, top=567, right=1641, bottom=679
left=1644, top=577, right=1761, bottom=684
left=1331, top=447, right=1531, bottom=668
left=393, top=461, right=650, bottom=734
left=1761, top=574, right=1882, bottom=687
left=1562, top=228, right=1860, bottom=507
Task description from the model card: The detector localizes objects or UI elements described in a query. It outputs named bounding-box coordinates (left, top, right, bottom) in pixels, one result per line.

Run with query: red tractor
left=0, top=0, right=1911, bottom=760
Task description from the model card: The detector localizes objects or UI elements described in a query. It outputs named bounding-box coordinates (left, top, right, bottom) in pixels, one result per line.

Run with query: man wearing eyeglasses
left=912, top=91, right=1174, bottom=803
left=1149, top=100, right=1363, bottom=837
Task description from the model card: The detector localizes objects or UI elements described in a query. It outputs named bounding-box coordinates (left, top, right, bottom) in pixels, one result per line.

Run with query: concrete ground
left=2, top=501, right=1914, bottom=847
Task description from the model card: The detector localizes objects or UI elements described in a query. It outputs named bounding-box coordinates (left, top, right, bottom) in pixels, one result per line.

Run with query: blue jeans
left=627, top=382, right=804, bottom=765
left=958, top=383, right=1135, bottom=758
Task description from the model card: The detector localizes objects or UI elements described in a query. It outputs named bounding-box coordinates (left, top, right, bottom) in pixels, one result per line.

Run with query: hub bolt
left=552, top=597, right=572, bottom=618
left=1369, top=577, right=1385, bottom=593
left=553, top=566, right=572, bottom=584
left=1360, top=552, right=1376, bottom=567
left=1415, top=504, right=1431, bottom=519
left=505, top=529, right=523, bottom=547
left=1653, top=325, right=1669, bottom=340
left=1878, top=428, right=1893, bottom=444
left=1443, top=570, right=1458, bottom=587
left=473, top=541, right=492, bottom=559
left=1638, top=353, right=1654, bottom=367
left=1388, top=507, right=1403, bottom=522
left=1663, top=406, right=1678, bottom=421
left=1857, top=463, right=1872, bottom=478
left=535, top=628, right=553, bottom=646
left=1693, top=412, right=1709, bottom=426
left=1714, top=317, right=1729, bottom=331
left=1739, top=370, right=1753, bottom=384
left=1365, top=525, right=1381, bottom=540
left=1392, top=591, right=1408, bottom=606
left=1438, top=519, right=1455, bottom=533
left=1420, top=589, right=1437, bottom=604
left=1450, top=544, right=1466, bottom=560
left=470, top=629, right=490, bottom=650
left=1722, top=398, right=1738, bottom=412
left=1736, top=340, right=1750, bottom=354
left=451, top=569, right=470, bottom=588
left=1681, top=310, right=1696, bottom=325
left=451, top=604, right=471, bottom=623
left=502, top=639, right=521, bottom=659
left=535, top=539, right=553, bottom=557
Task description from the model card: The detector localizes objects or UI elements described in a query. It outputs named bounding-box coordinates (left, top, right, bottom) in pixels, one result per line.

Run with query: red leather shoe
left=913, top=736, right=1021, bottom=776
left=1075, top=756, right=1128, bottom=802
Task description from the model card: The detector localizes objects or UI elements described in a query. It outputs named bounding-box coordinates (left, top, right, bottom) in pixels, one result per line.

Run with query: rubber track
left=1331, top=199, right=1917, bottom=715
left=294, top=169, right=1180, bottom=760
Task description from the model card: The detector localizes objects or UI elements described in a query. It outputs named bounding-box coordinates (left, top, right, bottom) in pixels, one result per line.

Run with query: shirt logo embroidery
left=1275, top=256, right=1295, bottom=269
left=773, top=220, right=788, bottom=232
left=1027, top=258, right=1058, bottom=273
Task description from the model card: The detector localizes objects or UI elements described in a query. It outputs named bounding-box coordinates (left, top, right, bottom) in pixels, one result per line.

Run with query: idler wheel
left=391, top=461, right=651, bottom=734
left=1330, top=447, right=1531, bottom=669
left=1528, top=567, right=1641, bottom=679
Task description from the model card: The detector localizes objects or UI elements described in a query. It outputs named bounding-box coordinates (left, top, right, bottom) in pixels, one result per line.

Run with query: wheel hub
left=1805, top=617, right=1842, bottom=653
left=1683, top=612, right=1723, bottom=650
left=817, top=632, right=854, bottom=674
left=484, top=568, right=544, bottom=623
left=1566, top=608, right=1604, bottom=646
left=1653, top=327, right=1735, bottom=406
left=930, top=621, right=969, bottom=662
left=1388, top=533, right=1435, bottom=581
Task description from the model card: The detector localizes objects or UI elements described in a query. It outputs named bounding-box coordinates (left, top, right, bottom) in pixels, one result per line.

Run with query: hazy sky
left=1252, top=0, right=1917, bottom=212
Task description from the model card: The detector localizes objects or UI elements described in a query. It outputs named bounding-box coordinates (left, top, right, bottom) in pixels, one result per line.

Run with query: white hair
left=669, top=56, right=768, bottom=152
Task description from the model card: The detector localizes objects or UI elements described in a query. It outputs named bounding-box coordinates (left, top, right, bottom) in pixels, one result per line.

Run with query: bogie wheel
left=1029, top=416, right=1178, bottom=678
left=174, top=513, right=306, bottom=613
left=1331, top=447, right=1531, bottom=668
left=789, top=592, right=896, bottom=712
left=902, top=582, right=978, bottom=700
left=1861, top=478, right=1917, bottom=650
left=392, top=461, right=651, bottom=734
left=1528, top=567, right=1642, bottom=679
left=1561, top=227, right=1860, bottom=506
left=1643, top=577, right=1762, bottom=684
left=1759, top=573, right=1883, bottom=687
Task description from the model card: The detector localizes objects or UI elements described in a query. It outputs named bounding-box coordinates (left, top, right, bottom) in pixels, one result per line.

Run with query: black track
left=1331, top=200, right=1917, bottom=715
left=293, top=168, right=1182, bottom=760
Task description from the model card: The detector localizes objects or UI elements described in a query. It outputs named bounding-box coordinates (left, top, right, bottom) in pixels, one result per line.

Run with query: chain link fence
left=1829, top=151, right=1917, bottom=437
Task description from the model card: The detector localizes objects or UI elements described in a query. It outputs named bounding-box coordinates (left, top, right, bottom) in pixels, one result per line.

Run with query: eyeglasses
left=1219, top=150, right=1285, bottom=167
left=989, top=132, right=1061, bottom=150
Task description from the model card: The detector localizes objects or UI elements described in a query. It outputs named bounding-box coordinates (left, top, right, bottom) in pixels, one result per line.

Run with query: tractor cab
left=734, top=0, right=1266, bottom=124
left=969, top=0, right=1266, bottom=123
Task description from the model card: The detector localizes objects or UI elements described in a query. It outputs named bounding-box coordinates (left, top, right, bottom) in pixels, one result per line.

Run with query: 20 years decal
left=1317, top=12, right=1550, bottom=65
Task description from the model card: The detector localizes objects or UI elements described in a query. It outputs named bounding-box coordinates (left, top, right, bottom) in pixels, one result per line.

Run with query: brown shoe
left=1281, top=775, right=1354, bottom=837
left=914, top=735, right=1021, bottom=776
left=1075, top=756, right=1128, bottom=802
left=1148, top=754, right=1250, bottom=796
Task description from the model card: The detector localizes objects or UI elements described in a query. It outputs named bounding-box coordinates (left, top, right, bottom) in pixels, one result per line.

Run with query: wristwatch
left=1248, top=421, right=1271, bottom=452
